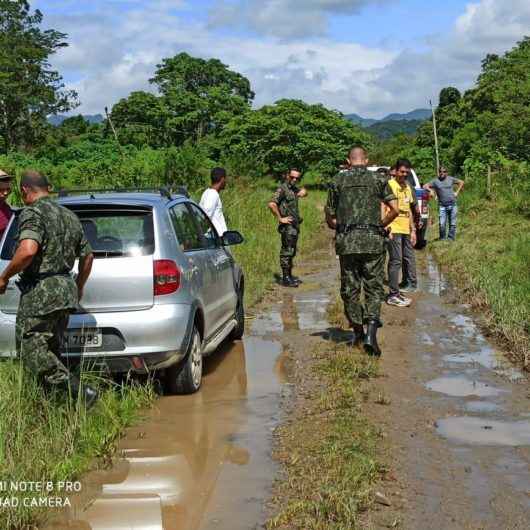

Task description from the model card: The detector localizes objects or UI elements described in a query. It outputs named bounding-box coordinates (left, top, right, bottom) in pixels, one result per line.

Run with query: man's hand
left=0, top=276, right=7, bottom=295
left=411, top=230, right=417, bottom=247
left=280, top=216, right=294, bottom=225
left=297, top=188, right=308, bottom=198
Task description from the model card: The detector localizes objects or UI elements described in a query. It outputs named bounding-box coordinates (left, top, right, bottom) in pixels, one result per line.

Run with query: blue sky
left=34, top=0, right=530, bottom=117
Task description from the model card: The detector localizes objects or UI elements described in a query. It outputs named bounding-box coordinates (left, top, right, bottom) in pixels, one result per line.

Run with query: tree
left=438, top=87, right=461, bottom=109
left=0, top=0, right=78, bottom=152
left=218, top=99, right=372, bottom=178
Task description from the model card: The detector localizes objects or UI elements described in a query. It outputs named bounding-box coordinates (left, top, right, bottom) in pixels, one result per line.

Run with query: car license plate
left=65, top=329, right=102, bottom=349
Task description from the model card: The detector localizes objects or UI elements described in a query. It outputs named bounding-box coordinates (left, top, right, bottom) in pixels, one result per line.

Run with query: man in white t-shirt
left=199, top=167, right=228, bottom=235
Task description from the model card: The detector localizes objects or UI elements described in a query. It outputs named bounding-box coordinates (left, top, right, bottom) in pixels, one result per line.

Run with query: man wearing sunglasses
left=424, top=167, right=464, bottom=241
left=0, top=169, right=14, bottom=239
left=268, top=169, right=308, bottom=287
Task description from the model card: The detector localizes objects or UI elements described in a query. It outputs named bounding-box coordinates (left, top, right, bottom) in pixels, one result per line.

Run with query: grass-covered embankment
left=430, top=187, right=530, bottom=367
left=0, top=363, right=154, bottom=529
left=269, top=297, right=384, bottom=529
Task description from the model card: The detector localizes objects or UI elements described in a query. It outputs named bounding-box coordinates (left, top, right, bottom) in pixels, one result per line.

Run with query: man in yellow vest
left=386, top=159, right=417, bottom=307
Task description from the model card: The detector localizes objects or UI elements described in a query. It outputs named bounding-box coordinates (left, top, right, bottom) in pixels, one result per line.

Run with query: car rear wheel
left=229, top=287, right=245, bottom=341
left=165, top=326, right=202, bottom=395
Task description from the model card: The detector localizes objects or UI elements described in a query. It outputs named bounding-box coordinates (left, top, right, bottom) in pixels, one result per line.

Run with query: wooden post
left=105, top=106, right=125, bottom=158
left=430, top=99, right=440, bottom=176
left=487, top=165, right=492, bottom=198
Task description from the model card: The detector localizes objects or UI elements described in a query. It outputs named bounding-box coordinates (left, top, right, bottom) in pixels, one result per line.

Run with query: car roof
left=58, top=192, right=189, bottom=207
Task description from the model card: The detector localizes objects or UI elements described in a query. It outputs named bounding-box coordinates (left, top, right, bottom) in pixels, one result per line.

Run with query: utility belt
left=16, top=272, right=71, bottom=295
left=336, top=224, right=387, bottom=237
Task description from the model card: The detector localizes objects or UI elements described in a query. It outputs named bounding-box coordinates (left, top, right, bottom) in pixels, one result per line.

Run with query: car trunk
left=0, top=205, right=155, bottom=314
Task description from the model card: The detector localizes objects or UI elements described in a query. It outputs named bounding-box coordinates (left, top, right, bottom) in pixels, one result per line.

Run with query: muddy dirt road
left=52, top=244, right=529, bottom=530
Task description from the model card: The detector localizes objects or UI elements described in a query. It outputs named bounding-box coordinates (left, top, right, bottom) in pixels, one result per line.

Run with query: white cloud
left=208, top=0, right=392, bottom=39
left=39, top=0, right=530, bottom=118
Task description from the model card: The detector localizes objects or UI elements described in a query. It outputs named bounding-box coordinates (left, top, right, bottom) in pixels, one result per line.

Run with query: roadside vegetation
left=268, top=298, right=385, bottom=530
left=0, top=362, right=154, bottom=529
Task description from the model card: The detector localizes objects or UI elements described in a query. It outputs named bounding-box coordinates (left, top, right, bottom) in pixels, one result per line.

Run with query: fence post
left=486, top=165, right=492, bottom=198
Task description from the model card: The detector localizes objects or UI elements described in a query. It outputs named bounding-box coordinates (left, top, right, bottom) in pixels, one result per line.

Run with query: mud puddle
left=401, top=255, right=530, bottom=527
left=50, top=279, right=330, bottom=530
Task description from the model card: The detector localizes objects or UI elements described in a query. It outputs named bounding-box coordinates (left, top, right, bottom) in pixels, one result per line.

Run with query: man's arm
left=454, top=178, right=464, bottom=196
left=409, top=204, right=417, bottom=246
left=423, top=182, right=437, bottom=201
left=76, top=253, right=94, bottom=301
left=0, top=240, right=39, bottom=293
left=382, top=199, right=399, bottom=227
left=297, top=187, right=308, bottom=198
left=268, top=187, right=293, bottom=224
left=324, top=181, right=338, bottom=230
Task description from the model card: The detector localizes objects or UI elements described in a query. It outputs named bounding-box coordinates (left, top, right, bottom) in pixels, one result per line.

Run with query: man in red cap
left=0, top=169, right=14, bottom=238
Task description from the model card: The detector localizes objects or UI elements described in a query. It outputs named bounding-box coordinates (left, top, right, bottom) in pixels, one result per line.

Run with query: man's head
left=439, top=166, right=448, bottom=179
left=348, top=146, right=368, bottom=166
left=389, top=165, right=397, bottom=178
left=211, top=167, right=227, bottom=191
left=395, top=159, right=412, bottom=184
left=20, top=170, right=50, bottom=205
left=286, top=168, right=302, bottom=185
left=0, top=169, right=13, bottom=204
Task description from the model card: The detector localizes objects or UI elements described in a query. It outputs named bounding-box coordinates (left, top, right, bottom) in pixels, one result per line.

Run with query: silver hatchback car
left=0, top=189, right=245, bottom=394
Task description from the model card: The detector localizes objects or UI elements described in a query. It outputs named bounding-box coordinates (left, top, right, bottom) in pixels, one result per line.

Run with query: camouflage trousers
left=16, top=310, right=71, bottom=387
left=279, top=225, right=299, bottom=271
left=339, top=252, right=385, bottom=326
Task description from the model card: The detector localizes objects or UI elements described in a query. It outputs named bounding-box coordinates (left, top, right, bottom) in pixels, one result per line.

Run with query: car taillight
left=153, top=260, right=180, bottom=296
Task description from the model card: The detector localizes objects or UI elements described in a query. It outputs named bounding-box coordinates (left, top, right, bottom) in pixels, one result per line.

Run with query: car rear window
left=0, top=206, right=155, bottom=260
left=73, top=207, right=155, bottom=257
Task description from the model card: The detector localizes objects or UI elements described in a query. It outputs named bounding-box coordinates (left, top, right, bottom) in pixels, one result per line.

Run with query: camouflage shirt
left=326, top=166, right=395, bottom=255
left=17, top=196, right=92, bottom=317
left=271, top=181, right=302, bottom=228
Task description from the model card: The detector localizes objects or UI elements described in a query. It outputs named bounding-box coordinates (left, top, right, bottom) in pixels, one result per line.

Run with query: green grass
left=0, top=363, right=154, bottom=529
left=268, top=297, right=383, bottom=529
left=212, top=178, right=327, bottom=306
left=430, top=189, right=530, bottom=367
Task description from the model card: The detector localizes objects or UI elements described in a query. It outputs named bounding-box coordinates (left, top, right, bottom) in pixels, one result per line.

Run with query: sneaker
left=400, top=284, right=418, bottom=293
left=386, top=295, right=411, bottom=307
left=398, top=293, right=412, bottom=304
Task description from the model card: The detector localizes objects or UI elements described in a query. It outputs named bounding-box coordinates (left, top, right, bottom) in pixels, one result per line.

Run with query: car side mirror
left=222, top=230, right=244, bottom=246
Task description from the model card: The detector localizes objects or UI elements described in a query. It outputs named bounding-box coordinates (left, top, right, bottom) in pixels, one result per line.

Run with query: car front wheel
left=165, top=326, right=202, bottom=395
left=229, top=286, right=245, bottom=341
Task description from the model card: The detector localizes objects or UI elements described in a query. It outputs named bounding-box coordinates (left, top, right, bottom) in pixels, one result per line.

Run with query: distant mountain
left=344, top=108, right=430, bottom=139
left=344, top=113, right=378, bottom=128
left=48, top=114, right=104, bottom=126
left=366, top=119, right=425, bottom=139
left=379, top=109, right=431, bottom=122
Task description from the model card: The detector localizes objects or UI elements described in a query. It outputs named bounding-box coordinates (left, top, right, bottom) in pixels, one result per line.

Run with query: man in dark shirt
left=0, top=169, right=14, bottom=239
left=424, top=167, right=464, bottom=241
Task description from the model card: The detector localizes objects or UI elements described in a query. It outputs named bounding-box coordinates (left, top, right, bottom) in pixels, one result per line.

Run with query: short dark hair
left=395, top=159, right=411, bottom=170
left=210, top=167, right=227, bottom=184
left=349, top=145, right=367, bottom=158
left=20, top=170, right=50, bottom=190
left=287, top=168, right=302, bottom=176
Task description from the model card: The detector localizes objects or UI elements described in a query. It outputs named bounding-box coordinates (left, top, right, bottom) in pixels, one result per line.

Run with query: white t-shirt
left=199, top=188, right=228, bottom=235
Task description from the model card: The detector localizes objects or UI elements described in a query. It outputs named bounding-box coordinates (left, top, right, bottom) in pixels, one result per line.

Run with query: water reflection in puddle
left=465, top=401, right=501, bottom=413
left=426, top=376, right=506, bottom=397
left=51, top=335, right=285, bottom=530
left=437, top=417, right=530, bottom=446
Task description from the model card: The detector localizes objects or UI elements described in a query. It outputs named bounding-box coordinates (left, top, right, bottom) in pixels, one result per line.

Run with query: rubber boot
left=363, top=320, right=382, bottom=357
left=351, top=324, right=365, bottom=347
left=281, top=269, right=299, bottom=288
left=67, top=375, right=99, bottom=410
left=290, top=267, right=302, bottom=285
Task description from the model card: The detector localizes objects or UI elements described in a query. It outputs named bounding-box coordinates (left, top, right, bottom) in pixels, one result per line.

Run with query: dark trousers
left=16, top=310, right=71, bottom=386
left=279, top=225, right=299, bottom=271
left=339, top=252, right=385, bottom=326
left=387, top=234, right=417, bottom=296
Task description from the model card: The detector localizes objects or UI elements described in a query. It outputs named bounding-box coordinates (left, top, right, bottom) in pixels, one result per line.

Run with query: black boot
left=67, top=375, right=99, bottom=410
left=281, top=269, right=299, bottom=288
left=363, top=320, right=382, bottom=357
left=351, top=324, right=365, bottom=347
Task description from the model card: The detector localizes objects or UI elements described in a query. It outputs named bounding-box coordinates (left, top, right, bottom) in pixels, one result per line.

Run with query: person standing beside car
left=199, top=167, right=228, bottom=236
left=424, top=166, right=464, bottom=241
left=0, top=171, right=97, bottom=408
left=386, top=160, right=418, bottom=307
left=268, top=169, right=307, bottom=288
left=0, top=169, right=14, bottom=239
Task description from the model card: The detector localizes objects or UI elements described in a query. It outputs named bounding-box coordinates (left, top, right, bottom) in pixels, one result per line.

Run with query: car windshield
left=0, top=207, right=155, bottom=260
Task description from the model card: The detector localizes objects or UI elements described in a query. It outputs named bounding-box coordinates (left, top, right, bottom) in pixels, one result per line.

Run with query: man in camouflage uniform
left=0, top=171, right=97, bottom=407
left=326, top=147, right=398, bottom=356
left=268, top=169, right=308, bottom=287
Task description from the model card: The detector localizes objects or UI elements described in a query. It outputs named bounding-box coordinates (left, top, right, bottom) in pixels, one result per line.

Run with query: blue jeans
left=439, top=203, right=458, bottom=240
